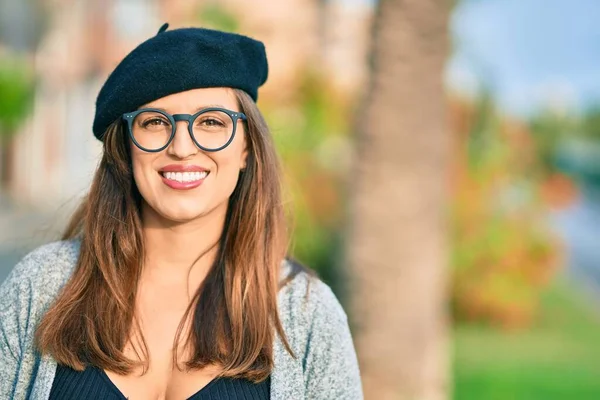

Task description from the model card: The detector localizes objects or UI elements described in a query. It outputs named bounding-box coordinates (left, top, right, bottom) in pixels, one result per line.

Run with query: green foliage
left=528, top=109, right=574, bottom=178
left=451, top=95, right=558, bottom=328
left=196, top=4, right=240, bottom=32
left=454, top=280, right=600, bottom=399
left=579, top=105, right=600, bottom=140
left=535, top=104, right=600, bottom=185
left=466, top=91, right=496, bottom=170
left=0, top=58, right=34, bottom=136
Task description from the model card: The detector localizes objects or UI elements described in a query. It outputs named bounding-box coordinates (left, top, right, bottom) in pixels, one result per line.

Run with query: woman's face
left=130, top=87, right=248, bottom=224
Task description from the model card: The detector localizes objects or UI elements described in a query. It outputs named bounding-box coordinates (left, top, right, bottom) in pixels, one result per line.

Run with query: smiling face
left=130, top=87, right=248, bottom=224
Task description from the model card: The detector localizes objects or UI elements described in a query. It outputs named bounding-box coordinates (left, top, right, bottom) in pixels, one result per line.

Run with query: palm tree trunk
left=348, top=0, right=450, bottom=399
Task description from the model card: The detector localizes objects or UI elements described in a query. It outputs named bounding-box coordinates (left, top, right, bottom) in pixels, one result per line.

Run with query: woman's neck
left=139, top=201, right=227, bottom=291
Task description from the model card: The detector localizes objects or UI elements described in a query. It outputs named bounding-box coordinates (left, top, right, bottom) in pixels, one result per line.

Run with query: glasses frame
left=121, top=107, right=247, bottom=153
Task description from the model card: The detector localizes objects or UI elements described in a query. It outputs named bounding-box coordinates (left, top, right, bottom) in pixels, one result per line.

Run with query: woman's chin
left=142, top=197, right=227, bottom=225
left=142, top=201, right=208, bottom=225
left=158, top=208, right=207, bottom=224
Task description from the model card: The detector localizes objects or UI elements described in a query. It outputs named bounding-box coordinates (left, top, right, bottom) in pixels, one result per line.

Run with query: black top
left=49, top=364, right=270, bottom=400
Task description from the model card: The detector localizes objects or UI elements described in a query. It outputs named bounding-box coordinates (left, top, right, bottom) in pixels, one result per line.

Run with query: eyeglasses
left=121, top=107, right=247, bottom=152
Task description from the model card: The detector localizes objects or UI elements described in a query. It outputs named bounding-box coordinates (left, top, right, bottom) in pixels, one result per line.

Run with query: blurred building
left=0, top=0, right=372, bottom=209
left=1, top=0, right=161, bottom=208
left=322, top=0, right=372, bottom=94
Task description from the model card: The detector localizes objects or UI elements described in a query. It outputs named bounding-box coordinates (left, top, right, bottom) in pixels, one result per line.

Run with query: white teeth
left=163, top=171, right=208, bottom=183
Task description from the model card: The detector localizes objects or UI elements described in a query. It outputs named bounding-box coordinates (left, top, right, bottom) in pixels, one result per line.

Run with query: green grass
left=454, top=278, right=600, bottom=399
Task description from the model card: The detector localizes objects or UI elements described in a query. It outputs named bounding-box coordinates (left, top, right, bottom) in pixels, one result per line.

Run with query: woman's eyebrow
left=192, top=104, right=229, bottom=113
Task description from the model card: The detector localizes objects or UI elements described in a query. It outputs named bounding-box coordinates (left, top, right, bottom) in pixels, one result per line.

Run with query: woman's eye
left=199, top=118, right=225, bottom=127
left=144, top=118, right=168, bottom=127
left=140, top=117, right=171, bottom=130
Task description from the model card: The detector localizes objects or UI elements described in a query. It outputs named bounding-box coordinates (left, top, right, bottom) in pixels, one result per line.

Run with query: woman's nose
left=167, top=121, right=198, bottom=159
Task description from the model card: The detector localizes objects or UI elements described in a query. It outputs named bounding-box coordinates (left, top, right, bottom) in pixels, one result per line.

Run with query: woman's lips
left=160, top=164, right=209, bottom=173
left=159, top=170, right=209, bottom=190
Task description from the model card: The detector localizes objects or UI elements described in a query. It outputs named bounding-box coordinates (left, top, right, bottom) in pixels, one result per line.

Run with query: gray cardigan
left=0, top=240, right=362, bottom=400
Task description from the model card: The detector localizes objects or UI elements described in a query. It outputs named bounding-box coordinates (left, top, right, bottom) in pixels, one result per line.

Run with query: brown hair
left=35, top=89, right=308, bottom=381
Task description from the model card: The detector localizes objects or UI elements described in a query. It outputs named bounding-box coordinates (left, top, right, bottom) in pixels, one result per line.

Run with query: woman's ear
left=240, top=146, right=248, bottom=170
left=240, top=128, right=250, bottom=170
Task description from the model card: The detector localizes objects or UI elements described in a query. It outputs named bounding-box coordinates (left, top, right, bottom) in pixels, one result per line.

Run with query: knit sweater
left=0, top=240, right=363, bottom=400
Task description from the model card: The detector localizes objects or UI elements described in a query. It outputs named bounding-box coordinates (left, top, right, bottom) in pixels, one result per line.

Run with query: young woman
left=0, top=24, right=362, bottom=399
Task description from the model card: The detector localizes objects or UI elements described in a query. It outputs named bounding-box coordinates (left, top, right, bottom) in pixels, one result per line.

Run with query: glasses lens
left=132, top=111, right=172, bottom=150
left=192, top=110, right=235, bottom=150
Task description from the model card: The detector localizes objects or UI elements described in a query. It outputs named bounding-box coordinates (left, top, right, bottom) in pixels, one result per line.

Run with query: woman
left=0, top=24, right=362, bottom=399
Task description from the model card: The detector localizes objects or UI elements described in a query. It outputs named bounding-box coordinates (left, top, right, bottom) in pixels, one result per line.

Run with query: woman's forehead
left=141, top=87, right=238, bottom=111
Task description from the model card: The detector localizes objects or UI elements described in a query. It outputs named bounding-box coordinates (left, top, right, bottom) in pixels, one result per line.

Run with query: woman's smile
left=159, top=164, right=211, bottom=190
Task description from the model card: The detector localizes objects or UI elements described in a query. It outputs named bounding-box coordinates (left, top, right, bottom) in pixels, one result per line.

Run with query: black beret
left=92, top=23, right=268, bottom=140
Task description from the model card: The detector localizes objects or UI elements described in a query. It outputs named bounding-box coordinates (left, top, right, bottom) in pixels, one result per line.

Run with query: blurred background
left=1, top=0, right=600, bottom=398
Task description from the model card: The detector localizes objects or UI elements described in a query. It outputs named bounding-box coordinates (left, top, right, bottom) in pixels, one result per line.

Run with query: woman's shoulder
left=278, top=259, right=350, bottom=337
left=0, top=240, right=80, bottom=364
left=0, top=239, right=80, bottom=311
left=279, top=261, right=342, bottom=308
left=276, top=260, right=362, bottom=399
left=7, top=239, right=79, bottom=281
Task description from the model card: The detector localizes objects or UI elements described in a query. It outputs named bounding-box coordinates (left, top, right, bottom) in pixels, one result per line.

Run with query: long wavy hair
left=35, top=89, right=307, bottom=382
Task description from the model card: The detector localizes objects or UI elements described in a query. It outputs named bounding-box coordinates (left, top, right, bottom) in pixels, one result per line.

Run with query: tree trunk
left=347, top=0, right=450, bottom=399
